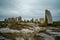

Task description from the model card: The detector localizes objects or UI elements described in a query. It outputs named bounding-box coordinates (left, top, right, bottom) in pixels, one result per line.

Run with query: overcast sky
left=0, top=0, right=60, bottom=21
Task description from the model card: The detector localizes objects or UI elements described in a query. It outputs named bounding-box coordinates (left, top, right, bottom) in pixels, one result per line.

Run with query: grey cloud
left=0, top=0, right=60, bottom=21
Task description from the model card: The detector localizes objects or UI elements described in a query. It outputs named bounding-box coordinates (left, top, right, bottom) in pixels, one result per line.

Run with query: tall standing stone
left=45, top=9, right=53, bottom=24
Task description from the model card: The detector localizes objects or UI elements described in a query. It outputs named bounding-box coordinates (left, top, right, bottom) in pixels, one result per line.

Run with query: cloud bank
left=0, top=0, right=60, bottom=21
